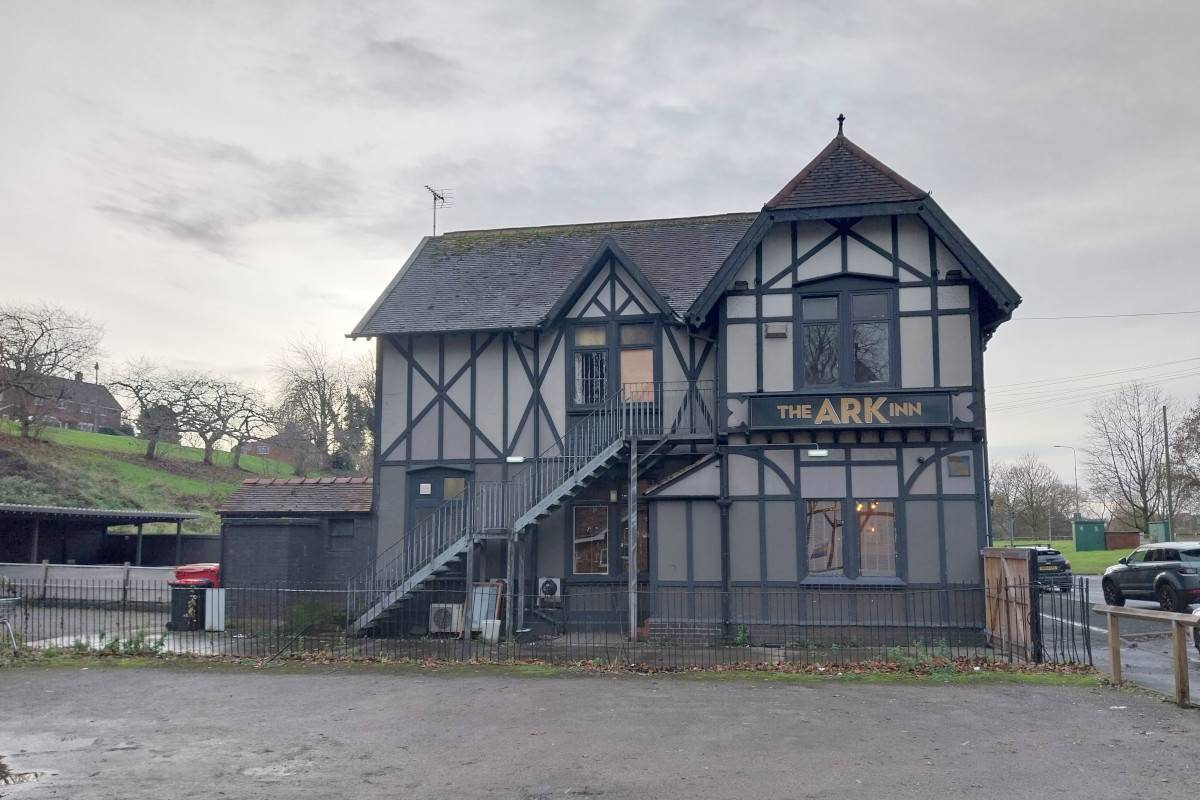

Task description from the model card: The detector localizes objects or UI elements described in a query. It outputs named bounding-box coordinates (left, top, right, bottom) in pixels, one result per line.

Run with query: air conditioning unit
left=537, top=577, right=562, bottom=607
left=429, top=603, right=464, bottom=634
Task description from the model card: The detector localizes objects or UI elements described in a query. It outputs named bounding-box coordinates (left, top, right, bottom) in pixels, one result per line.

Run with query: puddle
left=0, top=756, right=46, bottom=786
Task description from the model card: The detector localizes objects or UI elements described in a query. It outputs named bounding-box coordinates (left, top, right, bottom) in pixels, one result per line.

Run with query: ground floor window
left=856, top=499, right=897, bottom=577
left=573, top=505, right=609, bottom=575
left=806, top=500, right=844, bottom=576
left=619, top=503, right=650, bottom=574
left=806, top=498, right=897, bottom=579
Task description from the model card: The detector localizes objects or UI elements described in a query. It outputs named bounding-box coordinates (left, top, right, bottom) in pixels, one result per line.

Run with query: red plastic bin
left=173, top=563, right=220, bottom=588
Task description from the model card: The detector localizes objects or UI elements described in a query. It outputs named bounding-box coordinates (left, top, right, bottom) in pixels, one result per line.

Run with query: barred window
left=574, top=350, right=608, bottom=404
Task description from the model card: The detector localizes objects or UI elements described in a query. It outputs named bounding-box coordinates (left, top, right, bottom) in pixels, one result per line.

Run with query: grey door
left=1128, top=548, right=1160, bottom=595
left=1115, top=547, right=1149, bottom=593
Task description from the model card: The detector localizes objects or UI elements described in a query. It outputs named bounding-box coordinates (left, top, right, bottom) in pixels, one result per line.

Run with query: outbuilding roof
left=0, top=503, right=198, bottom=526
left=218, top=477, right=373, bottom=516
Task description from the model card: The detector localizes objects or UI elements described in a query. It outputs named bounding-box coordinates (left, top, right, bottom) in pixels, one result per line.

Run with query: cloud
left=94, top=133, right=357, bottom=255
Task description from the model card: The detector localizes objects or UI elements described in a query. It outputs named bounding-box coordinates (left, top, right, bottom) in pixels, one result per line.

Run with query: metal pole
left=135, top=523, right=143, bottom=566
left=30, top=518, right=39, bottom=563
left=504, top=531, right=515, bottom=643
left=627, top=436, right=638, bottom=642
left=1163, top=405, right=1173, bottom=538
left=462, top=533, right=474, bottom=649
left=1053, top=444, right=1080, bottom=518
left=174, top=520, right=183, bottom=566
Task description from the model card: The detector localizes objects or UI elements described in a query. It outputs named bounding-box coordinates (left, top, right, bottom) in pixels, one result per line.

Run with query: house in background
left=349, top=121, right=1021, bottom=637
left=0, top=371, right=124, bottom=432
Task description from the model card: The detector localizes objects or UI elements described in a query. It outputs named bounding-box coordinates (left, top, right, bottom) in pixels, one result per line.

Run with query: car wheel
left=1156, top=583, right=1183, bottom=613
left=1102, top=579, right=1125, bottom=607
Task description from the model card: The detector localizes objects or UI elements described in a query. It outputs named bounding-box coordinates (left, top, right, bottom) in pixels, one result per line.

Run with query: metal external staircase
left=347, top=381, right=715, bottom=632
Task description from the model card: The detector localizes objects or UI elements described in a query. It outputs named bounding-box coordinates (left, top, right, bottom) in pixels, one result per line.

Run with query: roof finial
left=837, top=113, right=845, bottom=136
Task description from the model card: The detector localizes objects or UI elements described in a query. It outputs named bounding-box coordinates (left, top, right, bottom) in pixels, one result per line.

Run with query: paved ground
left=1, top=664, right=1197, bottom=799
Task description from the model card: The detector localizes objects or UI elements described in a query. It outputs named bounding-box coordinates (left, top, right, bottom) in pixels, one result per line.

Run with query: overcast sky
left=3, top=1, right=1199, bottom=481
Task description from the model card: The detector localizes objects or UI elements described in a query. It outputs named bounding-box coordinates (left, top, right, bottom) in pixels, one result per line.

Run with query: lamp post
left=1053, top=445, right=1080, bottom=519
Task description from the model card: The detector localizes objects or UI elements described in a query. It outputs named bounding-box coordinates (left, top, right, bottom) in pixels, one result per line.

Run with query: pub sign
left=748, top=392, right=953, bottom=429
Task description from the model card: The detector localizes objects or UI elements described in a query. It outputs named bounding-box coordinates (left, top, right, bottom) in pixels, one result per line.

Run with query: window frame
left=802, top=495, right=903, bottom=583
left=794, top=282, right=898, bottom=391
left=571, top=503, right=612, bottom=576
left=566, top=317, right=661, bottom=412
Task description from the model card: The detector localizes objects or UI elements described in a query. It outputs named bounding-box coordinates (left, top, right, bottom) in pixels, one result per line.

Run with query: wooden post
left=627, top=437, right=638, bottom=642
left=1172, top=620, right=1190, bottom=707
left=134, top=523, right=144, bottom=567
left=1107, top=612, right=1122, bottom=685
left=29, top=518, right=39, bottom=563
left=173, top=521, right=183, bottom=566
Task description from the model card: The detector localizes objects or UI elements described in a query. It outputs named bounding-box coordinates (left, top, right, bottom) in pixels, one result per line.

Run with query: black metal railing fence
left=0, top=577, right=1092, bottom=668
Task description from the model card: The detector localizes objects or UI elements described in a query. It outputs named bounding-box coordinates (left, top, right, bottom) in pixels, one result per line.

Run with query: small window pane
left=619, top=349, right=654, bottom=401
left=574, top=506, right=609, bottom=575
left=947, top=454, right=972, bottom=478
left=851, top=292, right=889, bottom=319
left=574, top=351, right=608, bottom=404
left=443, top=477, right=465, bottom=497
left=574, top=326, right=607, bottom=347
left=857, top=499, right=896, bottom=577
left=852, top=322, right=890, bottom=383
left=802, top=296, right=838, bottom=320
left=620, top=324, right=654, bottom=346
left=803, top=323, right=839, bottom=385
left=806, top=500, right=844, bottom=576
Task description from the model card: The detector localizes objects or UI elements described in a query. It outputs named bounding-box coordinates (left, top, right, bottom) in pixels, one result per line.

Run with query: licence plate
left=1039, top=565, right=1058, bottom=572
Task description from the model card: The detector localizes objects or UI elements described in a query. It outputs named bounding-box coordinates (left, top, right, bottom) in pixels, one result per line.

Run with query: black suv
left=1032, top=546, right=1073, bottom=591
left=1101, top=542, right=1200, bottom=612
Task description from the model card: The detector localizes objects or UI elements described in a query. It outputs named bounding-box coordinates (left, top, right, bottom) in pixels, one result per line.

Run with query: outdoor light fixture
left=505, top=456, right=525, bottom=464
left=807, top=449, right=829, bottom=457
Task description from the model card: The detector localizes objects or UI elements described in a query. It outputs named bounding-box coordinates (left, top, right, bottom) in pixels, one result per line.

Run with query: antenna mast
left=424, top=185, right=449, bottom=235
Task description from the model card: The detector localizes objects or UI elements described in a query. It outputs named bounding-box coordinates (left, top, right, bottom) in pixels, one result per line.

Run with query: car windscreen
left=1039, top=550, right=1060, bottom=557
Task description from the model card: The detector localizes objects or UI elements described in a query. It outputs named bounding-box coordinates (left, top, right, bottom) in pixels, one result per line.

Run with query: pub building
left=349, top=118, right=1020, bottom=636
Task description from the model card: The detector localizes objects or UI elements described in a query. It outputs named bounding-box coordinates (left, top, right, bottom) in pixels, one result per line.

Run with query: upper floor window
left=799, top=290, right=892, bottom=388
left=571, top=322, right=657, bottom=406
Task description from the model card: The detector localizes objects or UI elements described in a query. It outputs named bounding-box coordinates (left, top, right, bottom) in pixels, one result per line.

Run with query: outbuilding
left=218, top=477, right=374, bottom=588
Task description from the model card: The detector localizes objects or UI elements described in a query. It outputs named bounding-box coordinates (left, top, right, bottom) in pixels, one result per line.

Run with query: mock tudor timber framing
left=353, top=126, right=1022, bottom=633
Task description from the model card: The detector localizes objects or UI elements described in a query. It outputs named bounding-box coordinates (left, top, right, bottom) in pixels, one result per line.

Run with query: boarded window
left=329, top=519, right=355, bottom=552
left=947, top=454, right=972, bottom=477
left=443, top=476, right=466, bottom=497
left=619, top=324, right=654, bottom=345
left=856, top=499, right=896, bottom=577
left=806, top=500, right=844, bottom=576
left=620, top=349, right=654, bottom=401
left=573, top=505, right=609, bottom=575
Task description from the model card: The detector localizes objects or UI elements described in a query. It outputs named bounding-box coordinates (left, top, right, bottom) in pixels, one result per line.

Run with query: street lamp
left=1053, top=444, right=1080, bottom=519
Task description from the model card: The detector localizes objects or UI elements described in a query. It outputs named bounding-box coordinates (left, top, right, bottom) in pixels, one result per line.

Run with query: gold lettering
left=889, top=402, right=901, bottom=417
left=776, top=404, right=791, bottom=419
left=800, top=404, right=812, bottom=418
left=840, top=397, right=863, bottom=424
left=814, top=398, right=841, bottom=425
left=911, top=402, right=922, bottom=416
left=863, top=396, right=888, bottom=424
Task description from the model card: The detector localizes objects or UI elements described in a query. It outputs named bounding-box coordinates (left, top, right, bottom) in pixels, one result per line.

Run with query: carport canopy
left=0, top=502, right=200, bottom=565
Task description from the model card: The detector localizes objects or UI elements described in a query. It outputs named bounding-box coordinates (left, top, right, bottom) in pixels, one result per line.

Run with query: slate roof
left=765, top=134, right=927, bottom=210
left=352, top=213, right=757, bottom=336
left=218, top=477, right=373, bottom=516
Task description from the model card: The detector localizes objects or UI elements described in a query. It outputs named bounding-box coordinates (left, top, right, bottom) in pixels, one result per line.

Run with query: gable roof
left=0, top=369, right=122, bottom=411
left=218, top=477, right=373, bottom=515
left=351, top=213, right=756, bottom=337
left=542, top=236, right=677, bottom=323
left=765, top=133, right=927, bottom=210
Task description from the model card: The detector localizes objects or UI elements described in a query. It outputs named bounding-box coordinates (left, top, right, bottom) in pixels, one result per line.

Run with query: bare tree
left=0, top=303, right=103, bottom=438
left=1172, top=396, right=1200, bottom=516
left=1085, top=381, right=1174, bottom=533
left=990, top=453, right=1078, bottom=539
left=175, top=376, right=263, bottom=466
left=274, top=339, right=350, bottom=471
left=227, top=388, right=272, bottom=470
left=111, top=361, right=199, bottom=460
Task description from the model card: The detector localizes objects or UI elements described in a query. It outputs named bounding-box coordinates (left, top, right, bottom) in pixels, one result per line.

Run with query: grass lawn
left=0, top=419, right=294, bottom=477
left=1004, top=537, right=1131, bottom=574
